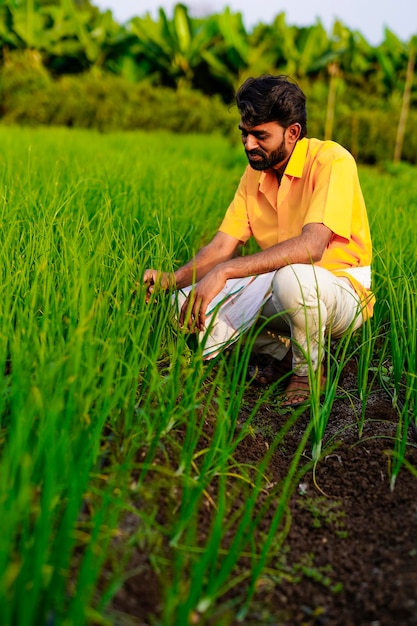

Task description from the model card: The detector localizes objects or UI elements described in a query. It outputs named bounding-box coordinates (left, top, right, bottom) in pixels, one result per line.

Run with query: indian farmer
left=144, top=74, right=374, bottom=407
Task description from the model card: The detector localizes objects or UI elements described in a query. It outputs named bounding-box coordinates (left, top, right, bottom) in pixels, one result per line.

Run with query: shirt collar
left=258, top=138, right=308, bottom=189
left=283, top=137, right=308, bottom=178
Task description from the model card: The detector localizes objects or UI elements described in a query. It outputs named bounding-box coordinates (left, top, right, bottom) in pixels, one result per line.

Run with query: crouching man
left=144, top=74, right=374, bottom=407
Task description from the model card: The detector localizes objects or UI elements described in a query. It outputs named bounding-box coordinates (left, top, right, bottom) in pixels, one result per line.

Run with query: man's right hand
left=143, top=269, right=175, bottom=303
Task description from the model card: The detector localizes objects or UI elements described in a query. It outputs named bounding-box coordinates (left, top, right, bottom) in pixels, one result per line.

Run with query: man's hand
left=179, top=268, right=226, bottom=332
left=143, top=269, right=175, bottom=303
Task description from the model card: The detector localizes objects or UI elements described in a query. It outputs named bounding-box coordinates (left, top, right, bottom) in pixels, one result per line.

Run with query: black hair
left=236, top=75, right=307, bottom=138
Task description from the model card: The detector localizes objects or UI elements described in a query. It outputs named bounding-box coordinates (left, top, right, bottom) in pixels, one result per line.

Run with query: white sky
left=93, top=0, right=417, bottom=45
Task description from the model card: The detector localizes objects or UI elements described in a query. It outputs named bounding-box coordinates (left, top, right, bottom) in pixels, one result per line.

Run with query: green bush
left=0, top=51, right=238, bottom=136
left=334, top=110, right=395, bottom=164
left=332, top=108, right=417, bottom=165
left=0, top=49, right=53, bottom=122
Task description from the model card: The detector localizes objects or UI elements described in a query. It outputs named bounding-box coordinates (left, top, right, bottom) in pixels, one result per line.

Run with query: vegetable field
left=0, top=125, right=416, bottom=625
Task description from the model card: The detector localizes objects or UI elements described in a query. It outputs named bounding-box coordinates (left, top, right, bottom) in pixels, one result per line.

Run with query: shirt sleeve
left=218, top=170, right=253, bottom=243
left=303, top=151, right=358, bottom=241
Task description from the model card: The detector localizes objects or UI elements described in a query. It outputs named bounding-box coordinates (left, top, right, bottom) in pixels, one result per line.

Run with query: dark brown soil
left=109, top=359, right=417, bottom=626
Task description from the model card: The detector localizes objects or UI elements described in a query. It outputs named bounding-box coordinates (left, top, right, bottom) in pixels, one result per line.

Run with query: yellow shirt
left=219, top=137, right=375, bottom=316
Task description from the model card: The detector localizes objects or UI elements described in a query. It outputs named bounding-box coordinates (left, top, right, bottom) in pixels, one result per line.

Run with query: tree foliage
left=0, top=1, right=416, bottom=162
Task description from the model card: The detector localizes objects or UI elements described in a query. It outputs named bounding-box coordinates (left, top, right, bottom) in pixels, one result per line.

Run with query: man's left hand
left=179, top=269, right=226, bottom=332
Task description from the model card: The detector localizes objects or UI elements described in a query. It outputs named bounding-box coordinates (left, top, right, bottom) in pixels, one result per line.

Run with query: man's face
left=239, top=120, right=290, bottom=171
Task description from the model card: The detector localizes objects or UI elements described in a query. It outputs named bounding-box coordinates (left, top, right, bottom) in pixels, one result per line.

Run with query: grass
left=0, top=125, right=415, bottom=624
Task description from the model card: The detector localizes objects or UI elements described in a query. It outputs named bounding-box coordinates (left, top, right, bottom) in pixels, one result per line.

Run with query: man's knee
left=272, top=264, right=317, bottom=309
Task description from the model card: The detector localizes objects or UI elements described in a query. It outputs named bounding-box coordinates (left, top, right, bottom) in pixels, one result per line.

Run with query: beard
left=245, top=138, right=288, bottom=171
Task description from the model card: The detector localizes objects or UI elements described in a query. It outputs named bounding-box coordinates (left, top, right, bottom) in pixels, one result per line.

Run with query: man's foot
left=281, top=371, right=326, bottom=407
left=248, top=351, right=292, bottom=385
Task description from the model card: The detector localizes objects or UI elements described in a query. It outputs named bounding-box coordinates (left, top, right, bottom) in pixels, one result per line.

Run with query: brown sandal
left=281, top=371, right=326, bottom=408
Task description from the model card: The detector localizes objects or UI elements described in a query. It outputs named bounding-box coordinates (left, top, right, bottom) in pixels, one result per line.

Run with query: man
left=144, top=75, right=374, bottom=407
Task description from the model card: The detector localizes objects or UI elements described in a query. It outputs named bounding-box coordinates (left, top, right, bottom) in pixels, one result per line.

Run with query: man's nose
left=244, top=134, right=258, bottom=151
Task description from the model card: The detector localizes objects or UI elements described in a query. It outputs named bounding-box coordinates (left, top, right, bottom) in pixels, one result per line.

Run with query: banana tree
left=198, top=8, right=261, bottom=97
left=199, top=11, right=330, bottom=101
left=248, top=13, right=330, bottom=80
left=309, top=20, right=374, bottom=139
left=53, top=0, right=133, bottom=72
left=4, top=0, right=52, bottom=50
left=1, top=0, right=133, bottom=74
left=370, top=28, right=415, bottom=161
left=374, top=27, right=409, bottom=97
left=0, top=2, right=22, bottom=54
left=128, top=3, right=215, bottom=89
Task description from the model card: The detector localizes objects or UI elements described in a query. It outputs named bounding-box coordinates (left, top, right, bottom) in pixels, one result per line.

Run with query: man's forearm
left=174, top=233, right=240, bottom=288
left=174, top=248, right=230, bottom=288
left=219, top=247, right=288, bottom=281
left=219, top=227, right=331, bottom=281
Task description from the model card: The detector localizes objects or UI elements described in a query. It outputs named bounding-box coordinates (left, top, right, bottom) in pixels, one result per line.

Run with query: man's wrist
left=174, top=268, right=191, bottom=289
left=218, top=261, right=235, bottom=281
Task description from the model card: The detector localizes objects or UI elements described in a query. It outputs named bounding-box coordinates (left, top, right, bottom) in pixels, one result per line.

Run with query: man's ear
left=287, top=123, right=302, bottom=143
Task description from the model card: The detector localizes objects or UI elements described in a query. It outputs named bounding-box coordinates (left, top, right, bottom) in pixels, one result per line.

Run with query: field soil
left=110, top=359, right=417, bottom=626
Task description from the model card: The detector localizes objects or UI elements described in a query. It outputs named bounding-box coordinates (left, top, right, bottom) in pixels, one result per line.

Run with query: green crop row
left=0, top=126, right=415, bottom=624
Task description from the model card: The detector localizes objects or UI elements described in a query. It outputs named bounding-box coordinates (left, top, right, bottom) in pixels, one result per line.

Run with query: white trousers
left=175, top=264, right=366, bottom=370
left=254, top=264, right=365, bottom=375
left=175, top=272, right=274, bottom=359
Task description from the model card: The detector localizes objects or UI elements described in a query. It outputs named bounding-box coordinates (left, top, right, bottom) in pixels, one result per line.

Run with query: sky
left=92, top=0, right=417, bottom=45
